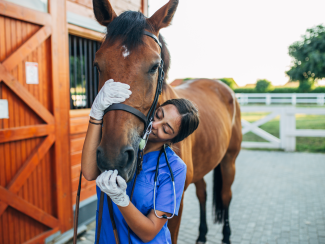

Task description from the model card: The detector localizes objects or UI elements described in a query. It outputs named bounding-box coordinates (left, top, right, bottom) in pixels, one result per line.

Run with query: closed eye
left=149, top=63, right=159, bottom=74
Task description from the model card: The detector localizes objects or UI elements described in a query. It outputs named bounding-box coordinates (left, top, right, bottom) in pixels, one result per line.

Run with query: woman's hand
left=96, top=170, right=130, bottom=207
left=89, top=79, right=132, bottom=120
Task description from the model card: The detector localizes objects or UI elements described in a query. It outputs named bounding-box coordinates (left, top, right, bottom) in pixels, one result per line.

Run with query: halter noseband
left=103, top=31, right=165, bottom=142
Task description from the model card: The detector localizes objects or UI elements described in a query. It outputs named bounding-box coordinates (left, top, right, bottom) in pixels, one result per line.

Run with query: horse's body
left=159, top=79, right=242, bottom=243
left=91, top=0, right=242, bottom=243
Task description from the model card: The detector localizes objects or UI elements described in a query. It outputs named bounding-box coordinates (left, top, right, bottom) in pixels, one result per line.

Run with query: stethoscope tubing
left=153, top=145, right=176, bottom=219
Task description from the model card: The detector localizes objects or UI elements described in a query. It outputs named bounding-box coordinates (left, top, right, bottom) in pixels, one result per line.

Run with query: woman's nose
left=152, top=120, right=161, bottom=130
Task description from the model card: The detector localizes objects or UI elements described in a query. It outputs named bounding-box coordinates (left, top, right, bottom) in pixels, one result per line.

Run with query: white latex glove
left=96, top=170, right=130, bottom=207
left=89, top=79, right=132, bottom=120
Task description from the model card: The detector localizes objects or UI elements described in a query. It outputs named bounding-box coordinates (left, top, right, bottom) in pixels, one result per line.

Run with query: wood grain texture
left=0, top=186, right=59, bottom=229
left=50, top=0, right=73, bottom=231
left=0, top=64, right=55, bottom=124
left=2, top=25, right=52, bottom=71
left=0, top=124, right=55, bottom=143
left=0, top=134, right=55, bottom=216
left=0, top=0, right=52, bottom=26
left=23, top=227, right=59, bottom=244
left=68, top=24, right=104, bottom=42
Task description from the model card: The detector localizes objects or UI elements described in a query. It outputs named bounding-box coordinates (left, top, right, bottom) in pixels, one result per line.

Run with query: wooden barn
left=0, top=0, right=148, bottom=243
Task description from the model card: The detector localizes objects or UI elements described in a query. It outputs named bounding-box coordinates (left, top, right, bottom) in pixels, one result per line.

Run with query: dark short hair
left=161, top=98, right=199, bottom=143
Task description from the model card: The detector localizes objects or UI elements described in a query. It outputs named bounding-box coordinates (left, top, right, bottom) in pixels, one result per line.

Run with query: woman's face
left=148, top=104, right=181, bottom=143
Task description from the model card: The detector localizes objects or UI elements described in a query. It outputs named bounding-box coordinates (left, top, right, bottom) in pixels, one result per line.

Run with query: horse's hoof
left=221, top=241, right=231, bottom=244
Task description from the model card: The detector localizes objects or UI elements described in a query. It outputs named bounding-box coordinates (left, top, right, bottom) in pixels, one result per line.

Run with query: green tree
left=219, top=78, right=237, bottom=90
left=255, top=79, right=273, bottom=93
left=286, top=24, right=325, bottom=92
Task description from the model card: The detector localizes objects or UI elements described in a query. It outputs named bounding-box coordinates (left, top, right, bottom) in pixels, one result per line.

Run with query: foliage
left=255, top=79, right=273, bottom=92
left=219, top=78, right=237, bottom=89
left=271, top=87, right=299, bottom=93
left=298, top=79, right=314, bottom=92
left=233, top=88, right=257, bottom=93
left=286, top=24, right=325, bottom=86
left=310, top=86, right=325, bottom=93
left=233, top=86, right=325, bottom=93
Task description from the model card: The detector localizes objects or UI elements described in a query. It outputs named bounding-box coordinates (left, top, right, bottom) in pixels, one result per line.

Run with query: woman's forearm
left=117, top=203, right=167, bottom=242
left=81, top=118, right=102, bottom=181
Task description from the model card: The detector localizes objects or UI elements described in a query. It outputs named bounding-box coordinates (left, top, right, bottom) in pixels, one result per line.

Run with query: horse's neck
left=159, top=83, right=179, bottom=104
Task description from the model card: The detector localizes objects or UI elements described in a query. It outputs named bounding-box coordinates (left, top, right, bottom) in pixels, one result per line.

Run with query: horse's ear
left=93, top=0, right=117, bottom=26
left=148, top=0, right=178, bottom=32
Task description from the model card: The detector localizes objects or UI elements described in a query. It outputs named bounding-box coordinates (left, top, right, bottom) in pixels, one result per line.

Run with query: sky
left=148, top=0, right=325, bottom=87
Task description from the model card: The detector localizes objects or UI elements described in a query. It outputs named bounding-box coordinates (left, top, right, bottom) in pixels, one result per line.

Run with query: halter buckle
left=139, top=120, right=153, bottom=150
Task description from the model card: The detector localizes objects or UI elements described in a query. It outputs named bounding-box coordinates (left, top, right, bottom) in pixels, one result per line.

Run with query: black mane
left=104, top=11, right=170, bottom=85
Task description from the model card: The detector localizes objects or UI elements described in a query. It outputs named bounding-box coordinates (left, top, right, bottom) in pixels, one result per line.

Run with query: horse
left=92, top=0, right=242, bottom=243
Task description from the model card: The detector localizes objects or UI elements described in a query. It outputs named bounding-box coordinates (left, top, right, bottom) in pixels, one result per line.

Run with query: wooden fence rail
left=241, top=106, right=325, bottom=151
left=236, top=93, right=325, bottom=105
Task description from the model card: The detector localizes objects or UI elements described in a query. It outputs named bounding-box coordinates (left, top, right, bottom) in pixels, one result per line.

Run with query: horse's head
left=93, top=0, right=177, bottom=182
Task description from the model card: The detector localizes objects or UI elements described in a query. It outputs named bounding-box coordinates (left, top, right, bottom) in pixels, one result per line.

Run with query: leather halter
left=103, top=30, right=164, bottom=130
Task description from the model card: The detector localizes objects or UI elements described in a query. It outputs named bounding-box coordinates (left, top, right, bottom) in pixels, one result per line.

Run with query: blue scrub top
left=95, top=147, right=187, bottom=244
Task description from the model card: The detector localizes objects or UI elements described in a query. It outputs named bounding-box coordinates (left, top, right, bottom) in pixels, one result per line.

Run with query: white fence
left=236, top=93, right=325, bottom=105
left=241, top=106, right=325, bottom=151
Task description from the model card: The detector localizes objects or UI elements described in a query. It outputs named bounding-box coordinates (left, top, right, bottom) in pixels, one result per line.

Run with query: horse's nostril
left=121, top=147, right=135, bottom=168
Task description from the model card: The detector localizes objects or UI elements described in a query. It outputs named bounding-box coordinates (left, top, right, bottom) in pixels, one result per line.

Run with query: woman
left=81, top=79, right=199, bottom=243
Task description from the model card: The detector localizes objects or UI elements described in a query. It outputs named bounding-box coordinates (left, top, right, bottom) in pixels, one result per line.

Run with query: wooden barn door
left=0, top=1, right=72, bottom=243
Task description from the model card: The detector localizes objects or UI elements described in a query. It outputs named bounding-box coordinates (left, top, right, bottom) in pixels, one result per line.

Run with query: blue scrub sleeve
left=154, top=162, right=187, bottom=216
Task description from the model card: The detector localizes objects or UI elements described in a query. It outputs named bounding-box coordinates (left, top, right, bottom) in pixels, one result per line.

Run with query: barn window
left=69, top=34, right=101, bottom=109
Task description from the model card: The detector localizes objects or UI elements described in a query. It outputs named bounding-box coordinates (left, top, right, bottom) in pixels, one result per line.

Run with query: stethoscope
left=140, top=120, right=177, bottom=219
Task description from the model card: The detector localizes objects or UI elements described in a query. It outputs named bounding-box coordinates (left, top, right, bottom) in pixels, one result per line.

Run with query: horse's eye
left=94, top=62, right=101, bottom=73
left=149, top=64, right=159, bottom=73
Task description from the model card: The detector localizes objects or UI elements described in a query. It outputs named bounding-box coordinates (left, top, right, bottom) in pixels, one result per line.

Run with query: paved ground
left=70, top=150, right=325, bottom=244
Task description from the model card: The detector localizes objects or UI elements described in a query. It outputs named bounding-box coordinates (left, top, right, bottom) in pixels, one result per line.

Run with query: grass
left=241, top=112, right=325, bottom=153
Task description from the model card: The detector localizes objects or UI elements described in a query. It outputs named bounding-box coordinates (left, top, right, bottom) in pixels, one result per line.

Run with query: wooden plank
left=0, top=134, right=55, bottom=216
left=71, top=152, right=82, bottom=166
left=0, top=64, right=55, bottom=124
left=71, top=164, right=81, bottom=180
left=72, top=184, right=97, bottom=205
left=70, top=137, right=85, bottom=153
left=50, top=0, right=73, bottom=231
left=0, top=186, right=59, bottom=229
left=71, top=176, right=95, bottom=192
left=68, top=24, right=104, bottom=42
left=2, top=26, right=52, bottom=71
left=69, top=108, right=90, bottom=118
left=23, top=227, right=59, bottom=244
left=0, top=124, right=55, bottom=143
left=70, top=122, right=88, bottom=135
left=0, top=0, right=52, bottom=26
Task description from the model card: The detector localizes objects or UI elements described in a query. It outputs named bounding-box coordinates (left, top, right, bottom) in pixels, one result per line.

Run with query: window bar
left=69, top=35, right=73, bottom=109
left=79, top=37, right=84, bottom=108
left=84, top=38, right=89, bottom=108
left=93, top=41, right=98, bottom=99
left=88, top=39, right=93, bottom=105
left=73, top=36, right=78, bottom=109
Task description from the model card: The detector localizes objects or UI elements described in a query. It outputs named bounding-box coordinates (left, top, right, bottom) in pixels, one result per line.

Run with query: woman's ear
left=93, top=0, right=117, bottom=26
left=148, top=0, right=179, bottom=33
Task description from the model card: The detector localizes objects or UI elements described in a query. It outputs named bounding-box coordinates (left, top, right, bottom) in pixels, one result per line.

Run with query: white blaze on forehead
left=122, top=45, right=130, bottom=58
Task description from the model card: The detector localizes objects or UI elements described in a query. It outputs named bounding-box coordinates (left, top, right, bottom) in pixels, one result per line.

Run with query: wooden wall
left=0, top=16, right=55, bottom=244
left=0, top=0, right=72, bottom=243
left=69, top=109, right=95, bottom=205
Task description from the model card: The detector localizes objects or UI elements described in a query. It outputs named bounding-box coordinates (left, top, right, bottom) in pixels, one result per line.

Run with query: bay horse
left=92, top=0, right=242, bottom=243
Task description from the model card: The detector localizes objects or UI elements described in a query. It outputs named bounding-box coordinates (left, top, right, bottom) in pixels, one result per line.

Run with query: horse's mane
left=103, top=11, right=170, bottom=87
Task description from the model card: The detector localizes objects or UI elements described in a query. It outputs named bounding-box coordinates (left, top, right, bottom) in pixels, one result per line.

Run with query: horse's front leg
left=168, top=194, right=184, bottom=244
left=195, top=178, right=208, bottom=244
